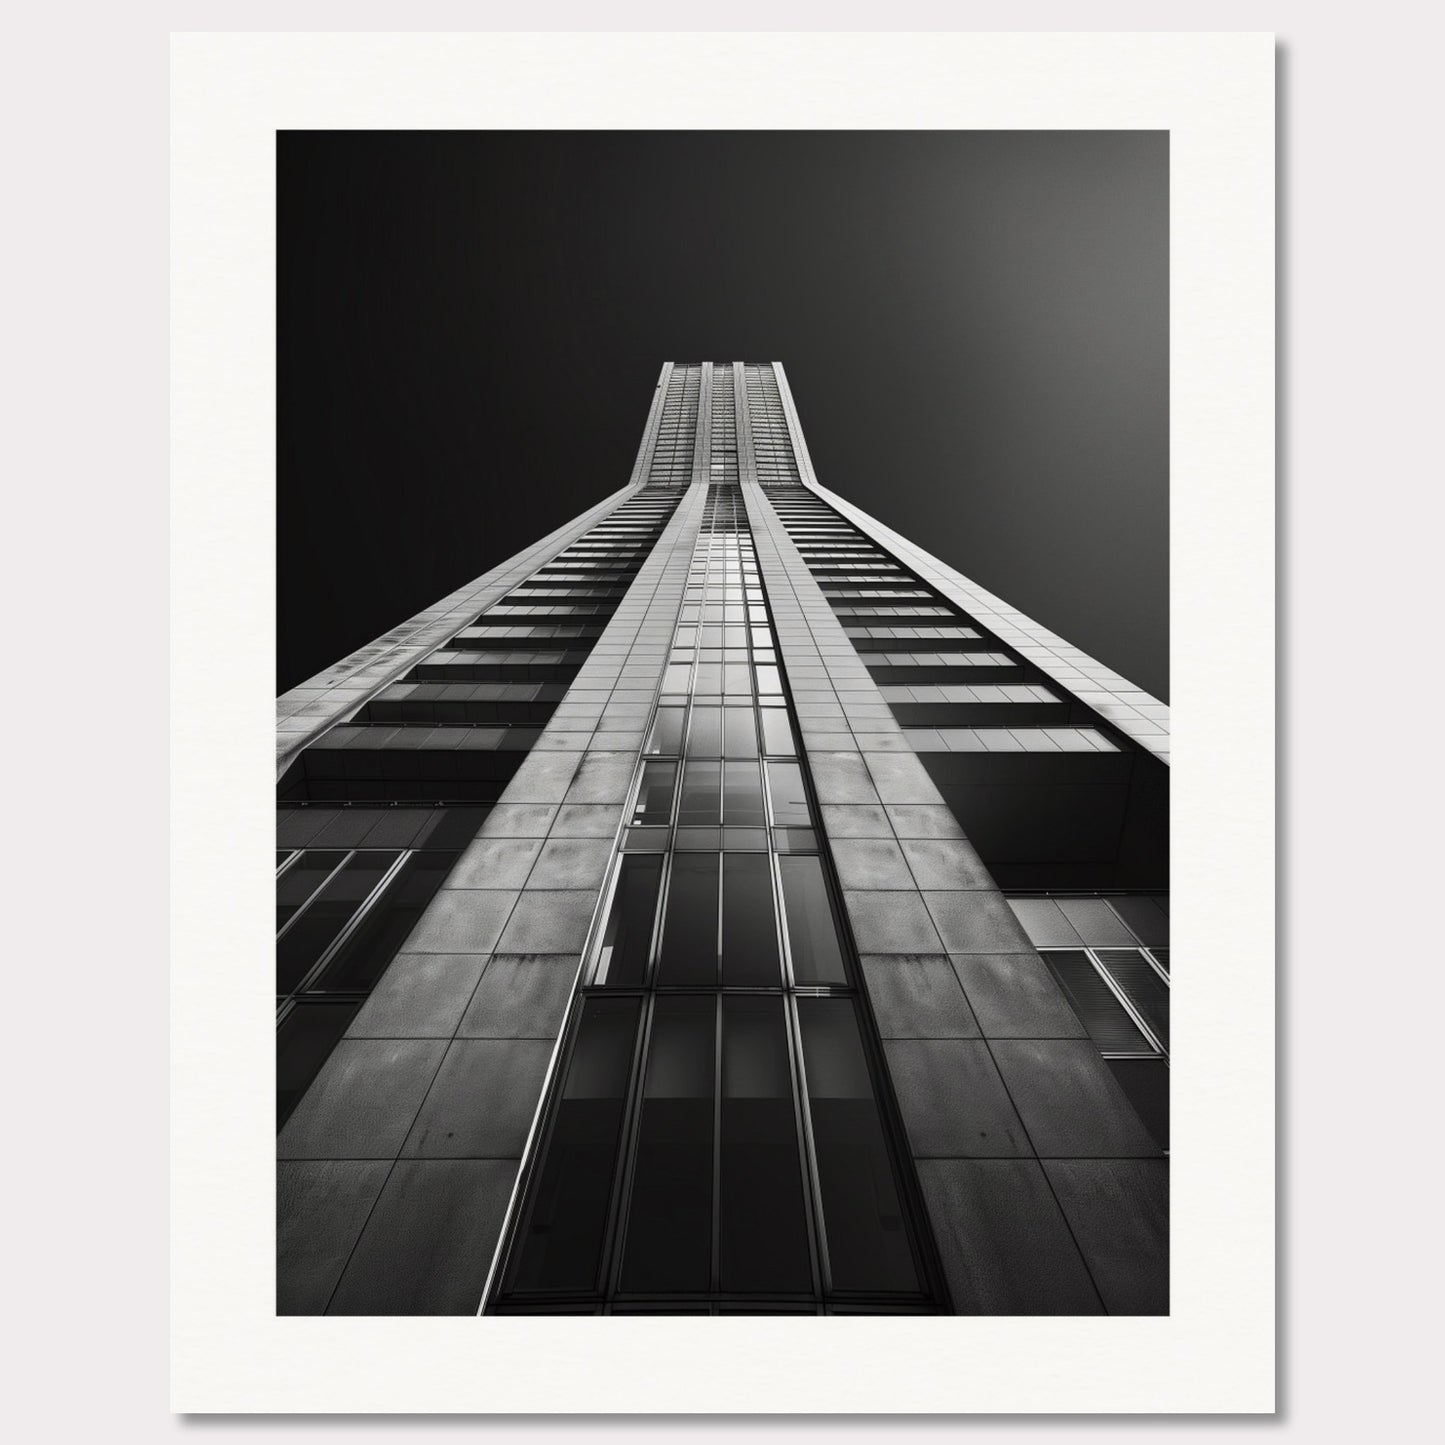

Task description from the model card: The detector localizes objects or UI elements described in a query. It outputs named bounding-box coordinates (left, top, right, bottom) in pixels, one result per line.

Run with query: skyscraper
left=276, top=362, right=1169, bottom=1317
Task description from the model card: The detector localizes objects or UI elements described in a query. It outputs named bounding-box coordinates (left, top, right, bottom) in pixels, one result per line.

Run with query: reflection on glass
left=276, top=849, right=346, bottom=932
left=760, top=708, right=796, bottom=757
left=658, top=853, right=718, bottom=985
left=724, top=707, right=758, bottom=757
left=645, top=707, right=686, bottom=756
left=633, top=761, right=677, bottom=825
left=687, top=706, right=722, bottom=757
left=678, top=759, right=721, bottom=826
left=723, top=760, right=766, bottom=826
left=779, top=855, right=846, bottom=984
left=276, top=852, right=397, bottom=993
left=1097, top=951, right=1170, bottom=1052
left=315, top=852, right=453, bottom=992
left=594, top=855, right=663, bottom=985
left=720, top=997, right=813, bottom=1293
left=796, top=999, right=919, bottom=1294
left=620, top=996, right=715, bottom=1293
left=506, top=997, right=641, bottom=1294
left=1042, top=951, right=1152, bottom=1054
left=765, top=761, right=810, bottom=826
left=722, top=853, right=781, bottom=986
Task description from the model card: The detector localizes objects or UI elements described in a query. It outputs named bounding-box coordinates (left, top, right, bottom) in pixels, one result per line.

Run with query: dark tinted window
left=1042, top=951, right=1154, bottom=1054
left=276, top=849, right=346, bottom=931
left=719, top=997, right=813, bottom=1294
left=633, top=761, right=677, bottom=824
left=276, top=852, right=397, bottom=993
left=779, top=855, right=846, bottom=985
left=658, top=854, right=719, bottom=986
left=722, top=853, right=781, bottom=986
left=619, top=997, right=715, bottom=1294
left=506, top=997, right=641, bottom=1295
left=797, top=999, right=919, bottom=1294
left=594, top=855, right=663, bottom=986
left=313, top=851, right=454, bottom=992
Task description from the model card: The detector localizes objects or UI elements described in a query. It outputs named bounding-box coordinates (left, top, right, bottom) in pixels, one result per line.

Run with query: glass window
left=723, top=707, right=758, bottom=758
left=719, top=997, right=813, bottom=1294
left=678, top=759, right=722, bottom=826
left=766, top=761, right=811, bottom=826
left=619, top=996, right=715, bottom=1294
left=722, top=760, right=766, bottom=827
left=505, top=997, right=642, bottom=1295
left=1095, top=950, right=1170, bottom=1053
left=796, top=999, right=919, bottom=1294
left=687, top=706, right=722, bottom=757
left=779, top=855, right=846, bottom=985
left=593, top=855, right=663, bottom=985
left=645, top=707, right=686, bottom=756
left=722, top=853, right=781, bottom=986
left=658, top=854, right=719, bottom=986
left=755, top=664, right=783, bottom=695
left=313, top=852, right=454, bottom=992
left=276, top=849, right=347, bottom=931
left=633, top=761, right=677, bottom=825
left=1041, top=951, right=1154, bottom=1054
left=276, top=852, right=398, bottom=993
left=760, top=708, right=796, bottom=757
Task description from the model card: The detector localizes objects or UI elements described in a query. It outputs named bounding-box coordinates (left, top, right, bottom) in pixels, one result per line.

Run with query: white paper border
left=171, top=31, right=1274, bottom=1414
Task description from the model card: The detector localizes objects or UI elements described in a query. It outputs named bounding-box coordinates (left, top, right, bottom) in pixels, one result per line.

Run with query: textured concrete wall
left=277, top=483, right=709, bottom=1314
left=742, top=478, right=1167, bottom=1315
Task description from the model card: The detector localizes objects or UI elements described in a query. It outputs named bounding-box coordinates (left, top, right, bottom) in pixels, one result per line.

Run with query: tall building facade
left=276, top=362, right=1170, bottom=1317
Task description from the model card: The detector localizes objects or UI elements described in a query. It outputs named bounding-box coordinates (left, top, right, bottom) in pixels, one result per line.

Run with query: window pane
left=620, top=997, right=715, bottom=1294
left=276, top=852, right=398, bottom=993
left=760, top=708, right=796, bottom=757
left=593, top=854, right=663, bottom=986
left=797, top=999, right=920, bottom=1294
left=723, top=706, right=758, bottom=758
left=645, top=707, right=686, bottom=756
left=722, top=853, right=781, bottom=986
left=765, top=761, right=810, bottom=825
left=723, top=663, right=753, bottom=695
left=658, top=854, right=719, bottom=985
left=755, top=665, right=782, bottom=695
left=1095, top=950, right=1170, bottom=1052
left=779, top=855, right=846, bottom=985
left=719, top=997, right=813, bottom=1294
left=632, top=761, right=676, bottom=824
left=722, top=760, right=766, bottom=826
left=678, top=759, right=721, bottom=826
left=505, top=997, right=642, bottom=1295
left=276, top=849, right=347, bottom=932
left=276, top=999, right=360, bottom=1128
left=1041, top=951, right=1153, bottom=1054
left=684, top=706, right=719, bottom=758
left=314, top=851, right=454, bottom=992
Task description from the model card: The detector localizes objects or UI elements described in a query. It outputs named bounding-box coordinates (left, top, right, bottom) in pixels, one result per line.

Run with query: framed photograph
left=172, top=30, right=1274, bottom=1414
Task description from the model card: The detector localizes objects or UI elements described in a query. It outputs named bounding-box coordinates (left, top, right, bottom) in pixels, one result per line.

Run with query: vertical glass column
left=491, top=486, right=938, bottom=1315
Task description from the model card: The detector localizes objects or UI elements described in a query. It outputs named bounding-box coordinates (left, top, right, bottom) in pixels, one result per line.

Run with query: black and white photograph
left=165, top=28, right=1282, bottom=1417
left=274, top=129, right=1172, bottom=1319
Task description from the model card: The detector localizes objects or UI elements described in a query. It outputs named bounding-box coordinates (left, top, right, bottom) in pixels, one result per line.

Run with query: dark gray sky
left=279, top=131, right=1167, bottom=699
